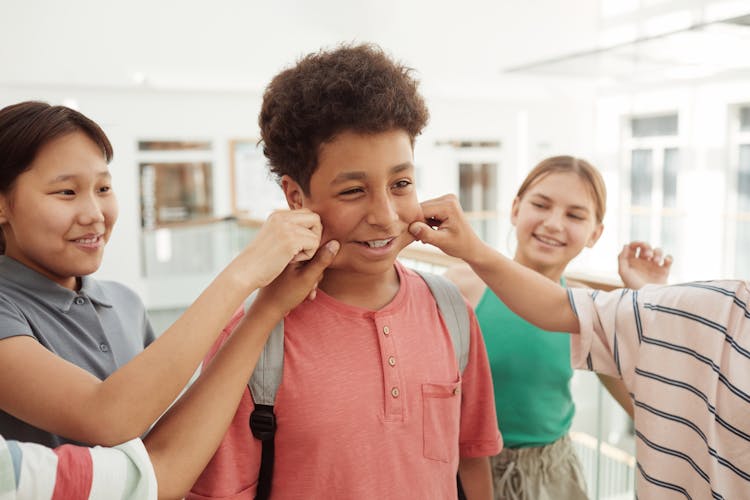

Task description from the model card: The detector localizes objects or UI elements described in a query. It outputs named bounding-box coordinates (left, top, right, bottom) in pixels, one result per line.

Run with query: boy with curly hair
left=188, top=44, right=501, bottom=499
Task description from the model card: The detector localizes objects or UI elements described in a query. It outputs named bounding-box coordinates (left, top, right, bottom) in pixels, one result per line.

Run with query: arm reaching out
left=410, top=194, right=579, bottom=333
left=0, top=209, right=322, bottom=446
left=145, top=240, right=339, bottom=500
left=618, top=241, right=673, bottom=289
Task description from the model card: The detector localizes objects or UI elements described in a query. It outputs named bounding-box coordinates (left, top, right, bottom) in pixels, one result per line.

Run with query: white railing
left=571, top=431, right=635, bottom=500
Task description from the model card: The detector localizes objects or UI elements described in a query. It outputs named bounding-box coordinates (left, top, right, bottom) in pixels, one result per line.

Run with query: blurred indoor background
left=3, top=1, right=750, bottom=497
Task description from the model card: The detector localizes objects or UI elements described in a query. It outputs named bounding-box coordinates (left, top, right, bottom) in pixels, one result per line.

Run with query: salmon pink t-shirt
left=189, top=263, right=501, bottom=499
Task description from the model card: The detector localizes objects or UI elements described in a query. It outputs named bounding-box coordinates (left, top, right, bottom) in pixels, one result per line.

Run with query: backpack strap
left=245, top=296, right=284, bottom=500
left=245, top=268, right=470, bottom=499
left=414, top=269, right=471, bottom=373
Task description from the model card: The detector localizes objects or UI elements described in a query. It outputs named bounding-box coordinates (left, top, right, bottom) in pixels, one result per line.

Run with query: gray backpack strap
left=245, top=295, right=283, bottom=500
left=249, top=320, right=285, bottom=405
left=245, top=295, right=284, bottom=405
left=414, top=269, right=471, bottom=373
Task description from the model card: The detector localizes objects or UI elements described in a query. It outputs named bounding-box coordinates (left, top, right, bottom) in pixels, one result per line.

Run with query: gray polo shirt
left=0, top=256, right=155, bottom=447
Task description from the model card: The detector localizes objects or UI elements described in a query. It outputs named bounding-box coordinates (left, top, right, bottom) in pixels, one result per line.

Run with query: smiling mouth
left=533, top=234, right=564, bottom=247
left=358, top=237, right=395, bottom=248
left=71, top=234, right=104, bottom=246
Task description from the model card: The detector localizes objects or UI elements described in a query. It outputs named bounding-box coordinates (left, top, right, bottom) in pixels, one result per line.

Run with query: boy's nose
left=367, top=193, right=399, bottom=228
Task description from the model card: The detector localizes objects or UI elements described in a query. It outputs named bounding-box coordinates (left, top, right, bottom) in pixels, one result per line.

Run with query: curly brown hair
left=259, top=43, right=429, bottom=193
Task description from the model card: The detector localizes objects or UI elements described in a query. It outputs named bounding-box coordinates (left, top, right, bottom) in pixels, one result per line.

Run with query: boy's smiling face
left=281, top=128, right=421, bottom=279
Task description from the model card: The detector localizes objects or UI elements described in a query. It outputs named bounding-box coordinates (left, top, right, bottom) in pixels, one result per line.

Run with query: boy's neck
left=318, top=265, right=401, bottom=310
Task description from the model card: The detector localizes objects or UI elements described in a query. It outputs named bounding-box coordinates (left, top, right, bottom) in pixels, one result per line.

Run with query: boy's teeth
left=366, top=239, right=390, bottom=248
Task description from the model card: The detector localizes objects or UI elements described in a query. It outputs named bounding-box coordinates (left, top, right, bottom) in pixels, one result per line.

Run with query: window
left=624, top=114, right=683, bottom=259
left=459, top=162, right=498, bottom=244
left=730, top=107, right=750, bottom=278
left=138, top=140, right=214, bottom=229
left=439, top=139, right=501, bottom=246
left=140, top=162, right=213, bottom=227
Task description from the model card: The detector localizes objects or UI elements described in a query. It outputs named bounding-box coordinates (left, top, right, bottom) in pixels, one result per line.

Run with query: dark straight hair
left=0, top=101, right=114, bottom=253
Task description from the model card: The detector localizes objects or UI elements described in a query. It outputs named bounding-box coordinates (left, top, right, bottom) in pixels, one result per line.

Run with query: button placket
left=375, top=316, right=403, bottom=419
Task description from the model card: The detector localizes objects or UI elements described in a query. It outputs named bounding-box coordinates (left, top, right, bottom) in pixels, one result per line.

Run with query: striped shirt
left=0, top=435, right=156, bottom=500
left=568, top=281, right=750, bottom=499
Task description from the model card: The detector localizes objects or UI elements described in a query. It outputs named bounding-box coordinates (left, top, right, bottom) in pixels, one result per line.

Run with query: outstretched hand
left=618, top=241, right=673, bottom=289
left=408, top=194, right=488, bottom=262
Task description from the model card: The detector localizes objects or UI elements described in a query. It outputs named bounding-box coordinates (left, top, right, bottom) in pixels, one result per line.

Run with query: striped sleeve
left=0, top=436, right=157, bottom=500
left=569, top=281, right=750, bottom=498
left=568, top=287, right=641, bottom=385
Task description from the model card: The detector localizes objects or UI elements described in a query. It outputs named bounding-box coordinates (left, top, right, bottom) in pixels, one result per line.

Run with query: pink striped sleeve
left=51, top=444, right=93, bottom=500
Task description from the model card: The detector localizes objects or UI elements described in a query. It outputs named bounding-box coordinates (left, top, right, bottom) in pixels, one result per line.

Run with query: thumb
left=305, top=240, right=339, bottom=273
left=409, top=221, right=436, bottom=243
left=301, top=240, right=338, bottom=301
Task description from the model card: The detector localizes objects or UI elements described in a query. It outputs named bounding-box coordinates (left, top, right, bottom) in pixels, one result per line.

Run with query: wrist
left=465, top=240, right=500, bottom=271
left=247, top=295, right=287, bottom=323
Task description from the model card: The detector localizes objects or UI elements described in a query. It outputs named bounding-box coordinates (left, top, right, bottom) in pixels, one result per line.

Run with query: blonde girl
left=445, top=155, right=671, bottom=500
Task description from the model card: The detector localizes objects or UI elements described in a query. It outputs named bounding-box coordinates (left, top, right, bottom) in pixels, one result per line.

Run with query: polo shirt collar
left=0, top=256, right=113, bottom=311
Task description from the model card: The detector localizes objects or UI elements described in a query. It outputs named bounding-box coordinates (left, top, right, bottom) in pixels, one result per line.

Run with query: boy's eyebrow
left=49, top=171, right=112, bottom=183
left=330, top=162, right=414, bottom=185
left=530, top=193, right=590, bottom=212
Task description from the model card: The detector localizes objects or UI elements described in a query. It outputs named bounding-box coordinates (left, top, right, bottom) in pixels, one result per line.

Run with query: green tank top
left=475, top=281, right=574, bottom=448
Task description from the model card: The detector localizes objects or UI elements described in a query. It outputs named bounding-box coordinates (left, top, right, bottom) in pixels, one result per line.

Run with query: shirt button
left=453, top=387, right=461, bottom=396
left=99, top=343, right=109, bottom=352
left=391, top=387, right=400, bottom=398
left=388, top=356, right=396, bottom=367
left=74, top=297, right=85, bottom=305
left=383, top=326, right=390, bottom=335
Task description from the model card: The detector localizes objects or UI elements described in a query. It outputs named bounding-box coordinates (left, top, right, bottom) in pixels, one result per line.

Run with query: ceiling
left=2, top=0, right=749, bottom=99
left=503, top=12, right=750, bottom=85
left=0, top=0, right=601, bottom=97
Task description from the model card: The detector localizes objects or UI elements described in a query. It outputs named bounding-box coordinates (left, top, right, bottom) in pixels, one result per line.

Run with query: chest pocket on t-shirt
left=421, top=379, right=461, bottom=462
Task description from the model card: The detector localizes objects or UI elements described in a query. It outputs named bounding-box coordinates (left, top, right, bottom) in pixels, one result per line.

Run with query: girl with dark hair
left=0, top=101, right=325, bottom=452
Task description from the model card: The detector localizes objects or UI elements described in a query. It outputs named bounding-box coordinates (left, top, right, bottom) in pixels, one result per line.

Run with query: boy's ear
left=510, top=197, right=521, bottom=226
left=586, top=223, right=604, bottom=248
left=280, top=175, right=305, bottom=209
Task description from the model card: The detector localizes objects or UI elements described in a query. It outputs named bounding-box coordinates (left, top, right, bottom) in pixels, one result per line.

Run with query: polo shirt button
left=74, top=297, right=85, bottom=305
left=391, top=387, right=400, bottom=398
left=383, top=326, right=390, bottom=335
left=99, top=343, right=109, bottom=352
left=388, top=356, right=396, bottom=367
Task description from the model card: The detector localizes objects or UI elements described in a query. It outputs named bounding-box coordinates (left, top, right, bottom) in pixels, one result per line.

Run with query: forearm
left=144, top=301, right=282, bottom=499
left=458, top=456, right=493, bottom=500
left=467, top=244, right=580, bottom=333
left=598, top=374, right=634, bottom=419
left=90, top=267, right=257, bottom=442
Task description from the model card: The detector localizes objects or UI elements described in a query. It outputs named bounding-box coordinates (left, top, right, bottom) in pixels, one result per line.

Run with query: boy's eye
left=393, top=179, right=412, bottom=189
left=55, top=189, right=76, bottom=196
left=99, top=185, right=112, bottom=194
left=569, top=213, right=585, bottom=221
left=339, top=187, right=364, bottom=196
